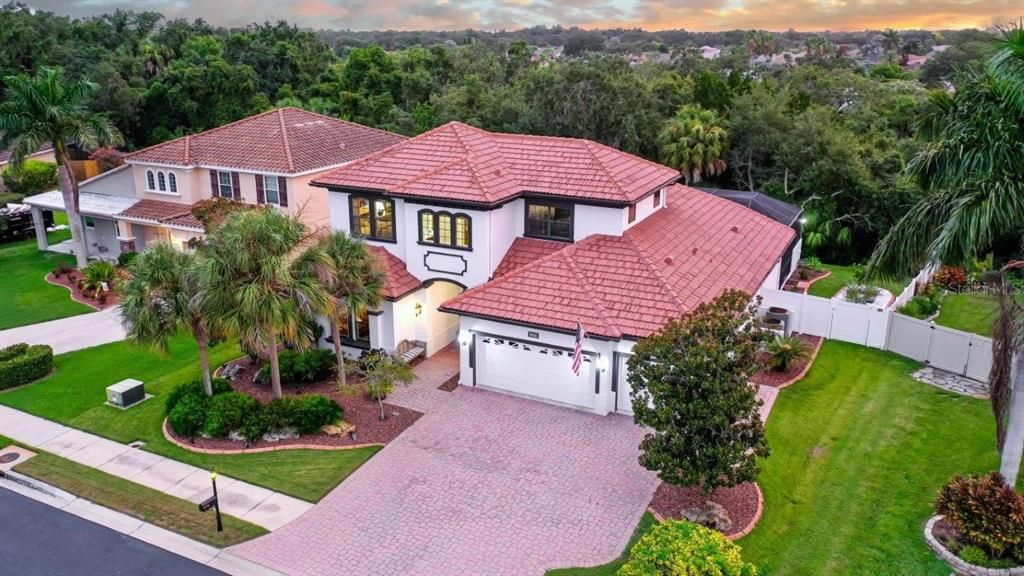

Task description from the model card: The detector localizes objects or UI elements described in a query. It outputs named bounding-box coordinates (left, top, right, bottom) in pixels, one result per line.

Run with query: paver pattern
left=231, top=359, right=658, bottom=576
left=912, top=366, right=989, bottom=398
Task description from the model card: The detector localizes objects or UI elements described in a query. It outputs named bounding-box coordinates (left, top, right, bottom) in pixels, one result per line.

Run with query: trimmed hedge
left=164, top=377, right=232, bottom=414
left=0, top=343, right=54, bottom=390
left=258, top=348, right=335, bottom=386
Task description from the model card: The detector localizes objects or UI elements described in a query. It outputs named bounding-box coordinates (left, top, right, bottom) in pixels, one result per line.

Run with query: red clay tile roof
left=117, top=199, right=203, bottom=230
left=493, top=237, right=570, bottom=278
left=367, top=246, right=422, bottom=300
left=126, top=108, right=406, bottom=174
left=312, top=122, right=679, bottom=205
left=441, top=185, right=796, bottom=339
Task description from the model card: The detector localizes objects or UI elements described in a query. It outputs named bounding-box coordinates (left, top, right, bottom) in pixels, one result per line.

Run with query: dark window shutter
left=231, top=172, right=241, bottom=200
left=255, top=175, right=265, bottom=204
left=210, top=171, right=219, bottom=197
left=279, top=178, right=288, bottom=207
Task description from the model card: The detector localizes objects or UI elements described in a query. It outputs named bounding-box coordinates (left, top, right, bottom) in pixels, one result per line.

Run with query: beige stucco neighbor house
left=21, top=108, right=406, bottom=260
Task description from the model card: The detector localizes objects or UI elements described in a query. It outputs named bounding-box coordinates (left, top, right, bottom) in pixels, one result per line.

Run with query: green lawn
left=806, top=264, right=907, bottom=299
left=934, top=293, right=999, bottom=337
left=1, top=434, right=267, bottom=547
left=740, top=341, right=1000, bottom=575
left=546, top=513, right=658, bottom=576
left=0, top=225, right=93, bottom=330
left=0, top=334, right=380, bottom=502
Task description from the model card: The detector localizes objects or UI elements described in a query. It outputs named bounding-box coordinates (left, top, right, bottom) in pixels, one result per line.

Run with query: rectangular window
left=264, top=176, right=280, bottom=205
left=420, top=212, right=435, bottom=243
left=338, top=306, right=370, bottom=345
left=349, top=195, right=395, bottom=241
left=454, top=216, right=470, bottom=248
left=628, top=204, right=637, bottom=223
left=217, top=171, right=233, bottom=198
left=525, top=200, right=573, bottom=241
left=437, top=213, right=452, bottom=245
left=653, top=189, right=662, bottom=207
left=84, top=216, right=95, bottom=229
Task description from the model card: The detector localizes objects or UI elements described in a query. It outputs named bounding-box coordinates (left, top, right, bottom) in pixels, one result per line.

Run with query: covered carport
left=20, top=189, right=138, bottom=260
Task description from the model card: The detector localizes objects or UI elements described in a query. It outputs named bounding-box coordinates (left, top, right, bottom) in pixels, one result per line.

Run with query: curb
left=924, top=515, right=1024, bottom=575
left=162, top=418, right=384, bottom=455
left=0, top=472, right=285, bottom=576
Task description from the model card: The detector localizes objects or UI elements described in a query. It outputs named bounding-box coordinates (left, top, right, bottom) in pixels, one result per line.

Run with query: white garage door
left=475, top=335, right=594, bottom=410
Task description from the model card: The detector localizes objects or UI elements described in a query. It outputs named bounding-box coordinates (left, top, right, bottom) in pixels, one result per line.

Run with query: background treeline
left=0, top=2, right=1000, bottom=262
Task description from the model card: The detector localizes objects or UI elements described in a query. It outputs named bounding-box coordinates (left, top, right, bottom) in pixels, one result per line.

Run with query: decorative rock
left=321, top=422, right=356, bottom=437
left=912, top=367, right=989, bottom=399
left=263, top=427, right=299, bottom=443
left=682, top=501, right=733, bottom=532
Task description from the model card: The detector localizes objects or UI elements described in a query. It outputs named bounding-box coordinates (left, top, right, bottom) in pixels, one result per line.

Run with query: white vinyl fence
left=758, top=262, right=992, bottom=381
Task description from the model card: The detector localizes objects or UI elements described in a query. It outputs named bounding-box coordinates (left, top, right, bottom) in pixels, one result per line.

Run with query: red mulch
left=437, top=374, right=459, bottom=392
left=932, top=517, right=960, bottom=550
left=751, top=333, right=822, bottom=387
left=649, top=481, right=759, bottom=538
left=46, top=270, right=120, bottom=310
left=169, top=356, right=422, bottom=451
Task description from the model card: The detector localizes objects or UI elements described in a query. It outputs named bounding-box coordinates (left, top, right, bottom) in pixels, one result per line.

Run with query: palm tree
left=120, top=243, right=219, bottom=396
left=658, top=104, right=728, bottom=185
left=321, top=231, right=385, bottom=387
left=867, top=24, right=1024, bottom=486
left=882, top=29, right=901, bottom=58
left=0, top=67, right=123, bottom=268
left=197, top=208, right=334, bottom=398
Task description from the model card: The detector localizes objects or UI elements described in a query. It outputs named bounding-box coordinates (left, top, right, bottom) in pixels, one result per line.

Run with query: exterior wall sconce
left=414, top=302, right=423, bottom=318
left=459, top=331, right=471, bottom=346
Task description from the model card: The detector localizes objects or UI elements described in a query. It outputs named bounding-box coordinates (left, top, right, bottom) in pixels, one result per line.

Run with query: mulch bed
left=46, top=270, right=120, bottom=310
left=932, top=516, right=960, bottom=550
left=751, top=333, right=822, bottom=387
left=167, top=356, right=422, bottom=451
left=437, top=374, right=459, bottom=392
left=648, top=481, right=760, bottom=538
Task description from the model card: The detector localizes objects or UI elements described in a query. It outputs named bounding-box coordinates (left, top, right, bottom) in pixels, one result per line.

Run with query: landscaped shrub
left=0, top=191, right=24, bottom=207
left=89, top=146, right=124, bottom=172
left=803, top=256, right=824, bottom=272
left=356, top=347, right=389, bottom=372
left=117, top=251, right=138, bottom=267
left=80, top=261, right=117, bottom=293
left=933, top=265, right=968, bottom=289
left=618, top=519, right=758, bottom=576
left=936, top=472, right=1024, bottom=558
left=1, top=159, right=57, bottom=197
left=164, top=377, right=232, bottom=414
left=765, top=336, right=812, bottom=372
left=168, top=394, right=207, bottom=439
left=290, top=394, right=343, bottom=434
left=897, top=294, right=941, bottom=319
left=0, top=343, right=54, bottom=390
left=202, top=392, right=261, bottom=438
left=844, top=284, right=880, bottom=304
left=258, top=348, right=335, bottom=385
left=958, top=545, right=990, bottom=566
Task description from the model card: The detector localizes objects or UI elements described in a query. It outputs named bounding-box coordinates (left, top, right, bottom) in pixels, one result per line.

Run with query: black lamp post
left=198, top=471, right=223, bottom=532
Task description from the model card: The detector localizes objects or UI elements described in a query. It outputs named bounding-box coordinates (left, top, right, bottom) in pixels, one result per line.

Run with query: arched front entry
left=416, top=279, right=465, bottom=356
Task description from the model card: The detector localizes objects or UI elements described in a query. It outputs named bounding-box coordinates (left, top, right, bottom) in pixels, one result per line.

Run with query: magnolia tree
left=628, top=289, right=769, bottom=493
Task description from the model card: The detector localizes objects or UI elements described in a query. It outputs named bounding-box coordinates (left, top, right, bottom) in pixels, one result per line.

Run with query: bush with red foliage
left=89, top=146, right=124, bottom=173
left=932, top=265, right=968, bottom=289
left=935, top=471, right=1024, bottom=558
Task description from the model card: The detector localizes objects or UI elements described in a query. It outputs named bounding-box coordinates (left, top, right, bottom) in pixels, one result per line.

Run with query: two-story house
left=313, top=121, right=801, bottom=416
left=22, top=108, right=406, bottom=258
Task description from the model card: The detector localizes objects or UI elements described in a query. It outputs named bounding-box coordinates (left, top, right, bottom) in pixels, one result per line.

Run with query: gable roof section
left=366, top=246, right=422, bottom=300
left=126, top=108, right=406, bottom=174
left=493, top=237, right=568, bottom=278
left=117, top=199, right=203, bottom=231
left=441, top=185, right=796, bottom=339
left=313, top=121, right=679, bottom=206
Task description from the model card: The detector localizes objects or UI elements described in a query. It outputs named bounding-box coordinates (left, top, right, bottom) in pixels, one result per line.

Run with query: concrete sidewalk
left=0, top=405, right=312, bottom=531
left=0, top=307, right=126, bottom=354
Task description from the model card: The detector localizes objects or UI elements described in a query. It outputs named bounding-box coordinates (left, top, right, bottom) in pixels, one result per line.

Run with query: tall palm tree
left=197, top=208, right=334, bottom=398
left=867, top=24, right=1024, bottom=485
left=119, top=243, right=219, bottom=396
left=882, top=29, right=901, bottom=57
left=0, top=67, right=123, bottom=268
left=659, top=104, right=728, bottom=185
left=321, top=231, right=385, bottom=387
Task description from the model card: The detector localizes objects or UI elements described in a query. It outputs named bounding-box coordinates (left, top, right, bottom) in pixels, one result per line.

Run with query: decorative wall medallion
left=423, top=251, right=468, bottom=276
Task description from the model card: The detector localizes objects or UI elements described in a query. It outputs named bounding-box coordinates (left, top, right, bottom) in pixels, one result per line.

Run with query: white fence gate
left=758, top=289, right=892, bottom=349
left=886, top=313, right=993, bottom=380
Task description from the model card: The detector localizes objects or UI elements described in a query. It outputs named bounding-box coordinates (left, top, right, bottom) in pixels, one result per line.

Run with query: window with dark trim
left=525, top=200, right=573, bottom=241
left=627, top=203, right=636, bottom=224
left=418, top=209, right=471, bottom=249
left=349, top=195, right=395, bottom=242
left=168, top=173, right=177, bottom=194
left=338, top=306, right=370, bottom=346
left=653, top=188, right=662, bottom=207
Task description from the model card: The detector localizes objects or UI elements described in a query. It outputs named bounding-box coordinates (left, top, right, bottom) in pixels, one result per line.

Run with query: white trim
left=115, top=216, right=203, bottom=233
left=126, top=160, right=350, bottom=178
left=144, top=188, right=182, bottom=197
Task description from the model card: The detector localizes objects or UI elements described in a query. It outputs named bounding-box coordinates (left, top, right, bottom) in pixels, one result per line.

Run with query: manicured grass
left=740, top=341, right=1000, bottom=575
left=0, top=434, right=267, bottom=547
left=0, top=227, right=92, bottom=329
left=934, top=293, right=999, bottom=337
left=806, top=264, right=907, bottom=299
left=0, top=334, right=381, bottom=502
left=546, top=513, right=658, bottom=576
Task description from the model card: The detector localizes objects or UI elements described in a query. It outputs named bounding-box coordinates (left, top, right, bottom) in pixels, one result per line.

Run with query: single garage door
left=475, top=335, right=594, bottom=410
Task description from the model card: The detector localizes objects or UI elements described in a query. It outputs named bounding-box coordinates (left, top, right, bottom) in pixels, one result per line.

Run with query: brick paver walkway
left=231, top=378, right=657, bottom=575
left=387, top=343, right=460, bottom=413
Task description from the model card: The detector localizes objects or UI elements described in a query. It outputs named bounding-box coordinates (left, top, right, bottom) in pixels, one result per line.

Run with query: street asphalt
left=0, top=488, right=226, bottom=576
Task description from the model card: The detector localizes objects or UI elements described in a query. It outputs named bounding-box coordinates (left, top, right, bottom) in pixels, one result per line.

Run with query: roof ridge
left=449, top=126, right=504, bottom=204
left=278, top=107, right=409, bottom=140
left=622, top=231, right=688, bottom=312
left=278, top=109, right=295, bottom=172
left=125, top=108, right=284, bottom=163
left=582, top=140, right=630, bottom=201
left=558, top=240, right=624, bottom=338
left=182, top=135, right=190, bottom=164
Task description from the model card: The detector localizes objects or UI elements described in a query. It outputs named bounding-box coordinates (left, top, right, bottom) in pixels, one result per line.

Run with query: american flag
left=572, top=322, right=587, bottom=375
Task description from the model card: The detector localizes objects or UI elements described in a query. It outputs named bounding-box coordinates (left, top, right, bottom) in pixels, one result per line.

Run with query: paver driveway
left=231, top=377, right=657, bottom=576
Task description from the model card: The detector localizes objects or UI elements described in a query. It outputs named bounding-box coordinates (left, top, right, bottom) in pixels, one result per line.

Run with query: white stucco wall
left=623, top=189, right=665, bottom=231
left=573, top=204, right=623, bottom=241
left=82, top=216, right=121, bottom=258
left=488, top=200, right=521, bottom=275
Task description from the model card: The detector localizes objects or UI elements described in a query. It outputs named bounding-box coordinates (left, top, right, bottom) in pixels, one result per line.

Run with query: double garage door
left=475, top=335, right=595, bottom=410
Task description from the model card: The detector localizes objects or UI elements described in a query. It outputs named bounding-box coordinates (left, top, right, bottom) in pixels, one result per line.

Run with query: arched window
left=168, top=173, right=177, bottom=193
left=146, top=170, right=155, bottom=190
left=157, top=171, right=166, bottom=192
left=418, top=209, right=471, bottom=250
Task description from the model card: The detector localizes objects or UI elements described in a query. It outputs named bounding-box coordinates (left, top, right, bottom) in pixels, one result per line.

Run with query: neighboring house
left=314, top=121, right=801, bottom=415
left=21, top=108, right=406, bottom=259
left=0, top=142, right=56, bottom=193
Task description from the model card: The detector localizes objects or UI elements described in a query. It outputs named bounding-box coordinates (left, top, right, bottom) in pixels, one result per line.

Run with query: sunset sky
left=30, top=0, right=1020, bottom=31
